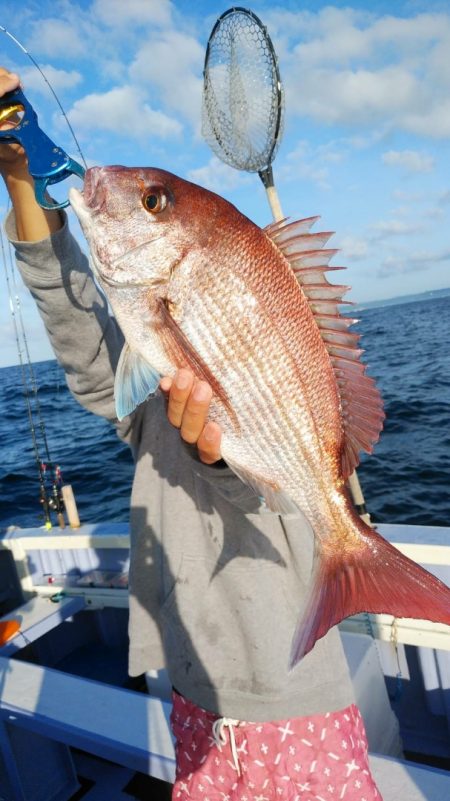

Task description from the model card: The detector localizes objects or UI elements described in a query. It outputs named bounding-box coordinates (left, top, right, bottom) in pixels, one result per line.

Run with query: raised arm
left=0, top=68, right=124, bottom=421
left=0, top=68, right=224, bottom=465
left=0, top=69, right=63, bottom=241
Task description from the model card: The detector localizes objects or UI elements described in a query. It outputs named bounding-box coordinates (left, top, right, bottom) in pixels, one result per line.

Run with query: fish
left=70, top=166, right=450, bottom=667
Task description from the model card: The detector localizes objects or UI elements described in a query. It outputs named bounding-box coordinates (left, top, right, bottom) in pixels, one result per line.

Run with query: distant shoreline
left=352, top=286, right=450, bottom=312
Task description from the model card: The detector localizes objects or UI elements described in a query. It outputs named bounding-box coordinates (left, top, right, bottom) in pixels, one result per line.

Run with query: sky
left=1, top=0, right=449, bottom=366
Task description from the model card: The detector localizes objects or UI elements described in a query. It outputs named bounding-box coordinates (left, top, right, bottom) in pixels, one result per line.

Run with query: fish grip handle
left=0, top=87, right=85, bottom=209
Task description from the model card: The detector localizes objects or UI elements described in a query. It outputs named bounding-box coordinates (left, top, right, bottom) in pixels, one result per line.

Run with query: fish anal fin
left=224, top=456, right=300, bottom=515
left=115, top=343, right=160, bottom=421
left=289, top=527, right=450, bottom=669
left=265, top=218, right=384, bottom=474
left=157, top=299, right=238, bottom=430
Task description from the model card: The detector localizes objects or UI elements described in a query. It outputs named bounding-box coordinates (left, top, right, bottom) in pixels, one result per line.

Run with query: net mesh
left=202, top=8, right=284, bottom=174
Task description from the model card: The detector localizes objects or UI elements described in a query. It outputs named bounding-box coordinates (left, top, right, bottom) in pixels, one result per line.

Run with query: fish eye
left=142, top=188, right=167, bottom=214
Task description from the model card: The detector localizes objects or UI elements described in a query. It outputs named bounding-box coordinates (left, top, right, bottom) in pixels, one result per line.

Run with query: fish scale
left=188, top=282, right=328, bottom=505
left=70, top=165, right=450, bottom=668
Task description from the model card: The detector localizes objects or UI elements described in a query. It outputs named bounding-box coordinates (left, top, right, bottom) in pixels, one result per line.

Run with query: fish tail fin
left=289, top=526, right=450, bottom=669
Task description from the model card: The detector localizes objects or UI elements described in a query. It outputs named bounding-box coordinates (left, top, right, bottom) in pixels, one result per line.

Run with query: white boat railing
left=2, top=521, right=450, bottom=649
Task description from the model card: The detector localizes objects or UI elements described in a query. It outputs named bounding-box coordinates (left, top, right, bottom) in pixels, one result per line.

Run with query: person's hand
left=0, top=68, right=28, bottom=177
left=0, top=66, right=62, bottom=240
left=160, top=369, right=222, bottom=465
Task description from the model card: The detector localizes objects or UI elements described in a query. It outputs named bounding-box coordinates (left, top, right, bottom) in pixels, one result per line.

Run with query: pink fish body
left=70, top=167, right=450, bottom=666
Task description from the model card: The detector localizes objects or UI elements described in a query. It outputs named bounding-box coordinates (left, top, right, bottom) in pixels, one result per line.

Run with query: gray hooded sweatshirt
left=7, top=210, right=355, bottom=722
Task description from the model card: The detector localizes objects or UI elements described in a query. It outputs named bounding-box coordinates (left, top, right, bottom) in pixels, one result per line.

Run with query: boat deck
left=1, top=522, right=449, bottom=800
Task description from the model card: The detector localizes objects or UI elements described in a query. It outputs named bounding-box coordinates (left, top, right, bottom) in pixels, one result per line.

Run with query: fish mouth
left=72, top=166, right=106, bottom=213
left=70, top=166, right=124, bottom=215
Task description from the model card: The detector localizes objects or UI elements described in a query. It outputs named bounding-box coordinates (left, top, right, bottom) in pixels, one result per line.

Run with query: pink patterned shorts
left=170, top=692, right=382, bottom=800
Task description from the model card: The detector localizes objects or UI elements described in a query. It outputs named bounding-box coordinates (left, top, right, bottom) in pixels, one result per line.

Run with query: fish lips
left=69, top=166, right=106, bottom=217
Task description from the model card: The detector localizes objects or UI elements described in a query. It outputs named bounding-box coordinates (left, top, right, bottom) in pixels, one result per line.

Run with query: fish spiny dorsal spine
left=264, top=217, right=385, bottom=480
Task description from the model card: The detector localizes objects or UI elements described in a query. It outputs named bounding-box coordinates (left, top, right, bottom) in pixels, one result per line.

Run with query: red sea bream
left=70, top=167, right=450, bottom=667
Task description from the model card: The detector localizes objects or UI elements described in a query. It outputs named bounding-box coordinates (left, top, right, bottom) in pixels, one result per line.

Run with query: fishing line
left=0, top=25, right=84, bottom=527
left=5, top=231, right=53, bottom=463
left=0, top=225, right=55, bottom=527
left=0, top=25, right=87, bottom=170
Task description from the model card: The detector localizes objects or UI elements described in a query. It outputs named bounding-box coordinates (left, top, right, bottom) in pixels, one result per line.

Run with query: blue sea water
left=0, top=294, right=449, bottom=530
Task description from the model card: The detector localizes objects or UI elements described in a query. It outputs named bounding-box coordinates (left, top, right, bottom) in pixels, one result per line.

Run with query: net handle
left=258, top=165, right=284, bottom=221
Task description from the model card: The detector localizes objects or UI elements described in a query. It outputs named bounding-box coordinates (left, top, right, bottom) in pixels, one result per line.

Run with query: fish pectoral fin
left=225, top=458, right=300, bottom=515
left=114, top=344, right=160, bottom=420
left=289, top=525, right=450, bottom=669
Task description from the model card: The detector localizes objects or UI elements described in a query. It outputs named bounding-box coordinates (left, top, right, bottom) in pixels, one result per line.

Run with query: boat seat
left=0, top=655, right=174, bottom=800
left=369, top=753, right=450, bottom=801
left=1, top=655, right=449, bottom=801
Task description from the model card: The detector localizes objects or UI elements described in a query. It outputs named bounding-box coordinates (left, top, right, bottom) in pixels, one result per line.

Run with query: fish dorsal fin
left=115, top=343, right=160, bottom=420
left=264, top=218, right=385, bottom=479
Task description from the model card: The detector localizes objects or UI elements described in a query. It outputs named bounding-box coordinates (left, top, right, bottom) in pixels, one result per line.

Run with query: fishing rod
left=202, top=7, right=370, bottom=523
left=0, top=227, right=63, bottom=527
left=0, top=26, right=84, bottom=527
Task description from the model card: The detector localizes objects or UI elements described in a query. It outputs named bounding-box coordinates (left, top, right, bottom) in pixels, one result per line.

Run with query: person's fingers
left=196, top=421, right=222, bottom=464
left=161, top=369, right=222, bottom=463
left=166, top=369, right=195, bottom=428
left=159, top=375, right=172, bottom=393
left=0, top=69, right=20, bottom=97
left=179, top=380, right=212, bottom=444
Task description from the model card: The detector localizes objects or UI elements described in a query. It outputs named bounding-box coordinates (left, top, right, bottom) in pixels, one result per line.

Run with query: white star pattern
left=172, top=698, right=382, bottom=800
left=278, top=722, right=294, bottom=742
left=345, top=759, right=359, bottom=777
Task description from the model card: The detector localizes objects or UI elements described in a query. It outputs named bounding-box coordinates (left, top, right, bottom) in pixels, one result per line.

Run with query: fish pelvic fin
left=114, top=344, right=160, bottom=420
left=289, top=525, right=450, bottom=669
left=264, top=217, right=384, bottom=479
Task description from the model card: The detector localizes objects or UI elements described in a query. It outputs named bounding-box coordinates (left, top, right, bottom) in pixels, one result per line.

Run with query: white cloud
left=67, top=85, right=182, bottom=141
left=287, top=65, right=418, bottom=127
left=270, top=9, right=450, bottom=137
left=20, top=64, right=83, bottom=96
left=188, top=157, right=249, bottom=192
left=370, top=218, right=424, bottom=238
left=339, top=235, right=368, bottom=261
left=382, top=149, right=434, bottom=173
left=92, top=0, right=173, bottom=27
left=378, top=247, right=450, bottom=277
left=26, top=18, right=88, bottom=59
left=129, top=31, right=204, bottom=128
left=281, top=141, right=331, bottom=190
